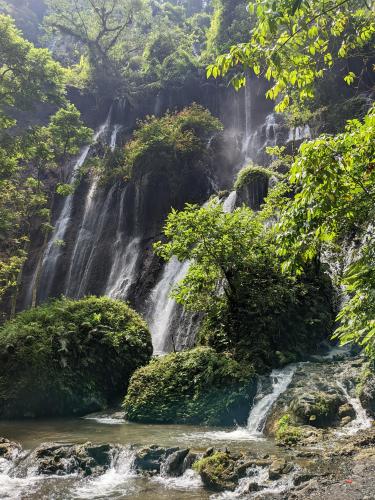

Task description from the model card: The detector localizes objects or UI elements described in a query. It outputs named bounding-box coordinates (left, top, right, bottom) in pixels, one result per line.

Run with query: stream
left=1, top=349, right=372, bottom=499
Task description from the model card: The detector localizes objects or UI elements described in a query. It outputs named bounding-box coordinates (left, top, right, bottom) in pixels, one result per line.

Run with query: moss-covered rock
left=0, top=296, right=152, bottom=418
left=193, top=451, right=240, bottom=491
left=290, top=391, right=344, bottom=427
left=123, top=347, right=256, bottom=425
left=358, top=367, right=375, bottom=418
left=275, top=414, right=303, bottom=446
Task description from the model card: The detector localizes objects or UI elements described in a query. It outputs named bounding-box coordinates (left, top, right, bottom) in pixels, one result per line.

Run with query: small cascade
left=110, top=124, right=122, bottom=151
left=105, top=236, right=141, bottom=299
left=247, top=365, right=298, bottom=436
left=73, top=447, right=136, bottom=499
left=223, top=191, right=237, bottom=213
left=287, top=124, right=311, bottom=142
left=336, top=380, right=373, bottom=435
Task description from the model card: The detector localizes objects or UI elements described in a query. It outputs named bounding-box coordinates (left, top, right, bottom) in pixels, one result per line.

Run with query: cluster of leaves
left=154, top=200, right=333, bottom=369
left=234, top=162, right=275, bottom=190
left=118, top=103, right=222, bottom=180
left=0, top=15, right=92, bottom=308
left=275, top=413, right=302, bottom=445
left=123, top=346, right=255, bottom=425
left=43, top=0, right=212, bottom=100
left=208, top=0, right=375, bottom=111
left=276, top=105, right=375, bottom=357
left=0, top=296, right=152, bottom=418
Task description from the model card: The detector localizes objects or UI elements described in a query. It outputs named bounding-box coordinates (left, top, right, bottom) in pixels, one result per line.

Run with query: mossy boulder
left=123, top=347, right=256, bottom=425
left=0, top=296, right=152, bottom=418
left=275, top=414, right=303, bottom=446
left=193, top=451, right=241, bottom=491
left=234, top=163, right=277, bottom=211
left=290, top=391, right=345, bottom=427
left=358, top=367, right=375, bottom=418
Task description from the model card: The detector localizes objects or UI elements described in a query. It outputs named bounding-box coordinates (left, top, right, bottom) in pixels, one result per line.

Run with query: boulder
left=133, top=445, right=179, bottom=474
left=359, top=372, right=375, bottom=417
left=290, top=391, right=344, bottom=427
left=14, top=442, right=113, bottom=477
left=0, top=437, right=22, bottom=461
left=161, top=448, right=190, bottom=477
left=268, top=458, right=293, bottom=480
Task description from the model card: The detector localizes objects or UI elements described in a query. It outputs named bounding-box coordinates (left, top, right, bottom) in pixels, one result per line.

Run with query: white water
left=223, top=191, right=237, bottom=213
left=184, top=364, right=298, bottom=442
left=287, top=124, right=311, bottom=142
left=110, top=124, right=122, bottom=151
left=106, top=236, right=141, bottom=299
left=73, top=447, right=136, bottom=499
left=336, top=380, right=373, bottom=436
left=147, top=258, right=191, bottom=354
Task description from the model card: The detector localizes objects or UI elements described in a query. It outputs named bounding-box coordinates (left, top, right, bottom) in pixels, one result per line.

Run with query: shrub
left=234, top=163, right=276, bottom=190
left=0, top=296, right=152, bottom=418
left=123, top=346, right=255, bottom=425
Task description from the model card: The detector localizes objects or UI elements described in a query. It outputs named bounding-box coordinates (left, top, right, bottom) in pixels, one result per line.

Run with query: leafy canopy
left=0, top=14, right=65, bottom=127
left=208, top=0, right=375, bottom=111
left=276, top=105, right=375, bottom=356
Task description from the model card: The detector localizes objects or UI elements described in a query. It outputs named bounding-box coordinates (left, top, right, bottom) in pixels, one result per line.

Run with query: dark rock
left=203, top=447, right=214, bottom=458
left=359, top=372, right=375, bottom=417
left=182, top=451, right=198, bottom=471
left=161, top=448, right=190, bottom=477
left=293, top=472, right=316, bottom=486
left=133, top=445, right=179, bottom=474
left=0, top=437, right=22, bottom=461
left=15, top=442, right=113, bottom=477
left=338, top=403, right=355, bottom=419
left=268, top=458, right=293, bottom=480
left=290, top=391, right=344, bottom=427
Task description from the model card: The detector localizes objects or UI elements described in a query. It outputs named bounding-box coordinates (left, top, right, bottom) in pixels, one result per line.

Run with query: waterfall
left=146, top=258, right=191, bottom=354
left=110, top=124, right=122, bottom=151
left=287, top=124, right=311, bottom=142
left=223, top=191, right=237, bottom=213
left=246, top=365, right=297, bottom=435
left=29, top=108, right=113, bottom=302
left=105, top=236, right=141, bottom=300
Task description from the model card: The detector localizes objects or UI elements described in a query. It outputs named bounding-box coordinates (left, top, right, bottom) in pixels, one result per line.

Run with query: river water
left=0, top=417, right=282, bottom=500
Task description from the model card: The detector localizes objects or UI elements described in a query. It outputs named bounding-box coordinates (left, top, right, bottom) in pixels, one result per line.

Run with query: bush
left=123, top=347, right=256, bottom=425
left=0, top=296, right=152, bottom=418
left=234, top=163, right=276, bottom=190
left=122, top=104, right=223, bottom=182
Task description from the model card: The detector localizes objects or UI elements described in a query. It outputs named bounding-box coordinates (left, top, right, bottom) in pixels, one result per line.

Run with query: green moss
left=0, top=296, right=152, bottom=418
left=123, top=347, right=255, bottom=425
left=193, top=451, right=238, bottom=491
left=275, top=414, right=302, bottom=445
left=234, top=163, right=275, bottom=190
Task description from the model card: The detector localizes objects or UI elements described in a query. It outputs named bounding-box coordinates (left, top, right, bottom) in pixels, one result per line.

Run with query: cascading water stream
left=336, top=380, right=373, bottom=435
left=146, top=258, right=191, bottom=354
left=28, top=108, right=113, bottom=302
left=246, top=365, right=298, bottom=436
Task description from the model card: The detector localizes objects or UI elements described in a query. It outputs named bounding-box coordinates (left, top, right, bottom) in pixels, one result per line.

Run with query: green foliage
left=276, top=105, right=375, bottom=357
left=155, top=201, right=334, bottom=368
left=234, top=163, right=275, bottom=190
left=0, top=13, right=65, bottom=127
left=123, top=346, right=255, bottom=425
left=119, top=104, right=222, bottom=181
left=208, top=0, right=375, bottom=110
left=0, top=296, right=152, bottom=418
left=275, top=414, right=302, bottom=445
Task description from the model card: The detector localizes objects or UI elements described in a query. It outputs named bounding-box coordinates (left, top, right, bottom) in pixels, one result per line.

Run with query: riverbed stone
left=15, top=441, right=113, bottom=477
left=290, top=391, right=344, bottom=427
left=0, top=437, right=22, bottom=461
left=338, top=403, right=355, bottom=419
left=133, top=445, right=179, bottom=474
left=161, top=448, right=190, bottom=476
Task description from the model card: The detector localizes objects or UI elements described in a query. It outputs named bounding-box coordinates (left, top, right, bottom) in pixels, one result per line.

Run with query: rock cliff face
left=15, top=79, right=293, bottom=351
